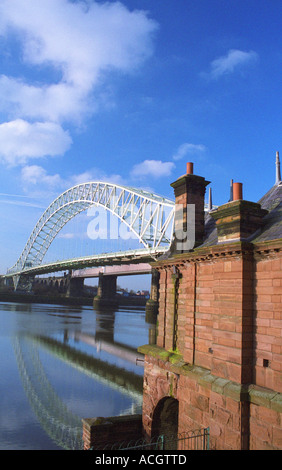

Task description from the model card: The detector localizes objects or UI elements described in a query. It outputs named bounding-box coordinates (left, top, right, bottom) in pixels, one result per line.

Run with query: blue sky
left=0, top=0, right=281, bottom=288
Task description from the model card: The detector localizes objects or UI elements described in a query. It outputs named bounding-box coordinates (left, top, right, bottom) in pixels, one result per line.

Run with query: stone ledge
left=139, top=344, right=281, bottom=410
left=224, top=381, right=249, bottom=402
left=138, top=344, right=173, bottom=361
left=270, top=393, right=282, bottom=413
left=249, top=385, right=282, bottom=413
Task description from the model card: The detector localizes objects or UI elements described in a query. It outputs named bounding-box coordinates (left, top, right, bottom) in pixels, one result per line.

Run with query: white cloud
left=209, top=49, right=259, bottom=79
left=0, top=76, right=91, bottom=124
left=0, top=0, right=157, bottom=82
left=68, top=169, right=126, bottom=188
left=0, top=120, right=72, bottom=166
left=0, top=0, right=157, bottom=121
left=172, top=143, right=207, bottom=161
left=20, top=165, right=127, bottom=199
left=0, top=0, right=157, bottom=164
left=131, top=160, right=175, bottom=179
left=21, top=159, right=174, bottom=198
left=21, top=165, right=63, bottom=187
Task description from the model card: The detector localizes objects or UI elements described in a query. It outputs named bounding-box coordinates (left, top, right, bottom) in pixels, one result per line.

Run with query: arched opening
left=151, top=397, right=179, bottom=449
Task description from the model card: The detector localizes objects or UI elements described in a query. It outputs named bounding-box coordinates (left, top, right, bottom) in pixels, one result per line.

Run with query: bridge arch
left=7, top=182, right=175, bottom=277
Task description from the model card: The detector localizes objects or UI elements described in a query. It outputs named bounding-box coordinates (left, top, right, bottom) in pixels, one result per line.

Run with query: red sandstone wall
left=149, top=242, right=282, bottom=449
left=250, top=402, right=282, bottom=450
left=156, top=246, right=282, bottom=393
left=254, top=254, right=282, bottom=393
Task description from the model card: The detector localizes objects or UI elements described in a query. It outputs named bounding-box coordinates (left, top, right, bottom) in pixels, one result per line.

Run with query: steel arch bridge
left=5, top=182, right=175, bottom=289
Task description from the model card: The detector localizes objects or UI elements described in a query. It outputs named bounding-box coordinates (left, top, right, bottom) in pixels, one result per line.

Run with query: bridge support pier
left=66, top=276, right=84, bottom=297
left=145, top=269, right=160, bottom=322
left=93, top=273, right=118, bottom=309
left=13, top=274, right=34, bottom=292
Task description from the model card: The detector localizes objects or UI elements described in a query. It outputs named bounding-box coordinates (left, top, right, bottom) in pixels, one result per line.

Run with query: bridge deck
left=72, top=263, right=152, bottom=278
left=3, top=247, right=168, bottom=278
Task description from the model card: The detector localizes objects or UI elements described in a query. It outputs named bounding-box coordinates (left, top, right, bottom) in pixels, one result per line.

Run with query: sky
left=0, top=0, right=281, bottom=289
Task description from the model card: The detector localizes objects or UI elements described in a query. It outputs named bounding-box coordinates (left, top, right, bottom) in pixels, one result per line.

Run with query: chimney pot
left=186, top=162, right=194, bottom=175
left=233, top=182, right=243, bottom=201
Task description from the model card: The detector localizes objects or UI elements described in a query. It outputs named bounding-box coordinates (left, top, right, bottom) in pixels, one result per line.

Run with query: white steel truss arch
left=7, top=182, right=175, bottom=275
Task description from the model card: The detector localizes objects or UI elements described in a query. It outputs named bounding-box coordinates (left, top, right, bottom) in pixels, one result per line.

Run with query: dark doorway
left=151, top=397, right=179, bottom=449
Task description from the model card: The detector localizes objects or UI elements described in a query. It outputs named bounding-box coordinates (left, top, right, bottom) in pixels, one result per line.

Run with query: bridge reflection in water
left=11, top=305, right=154, bottom=450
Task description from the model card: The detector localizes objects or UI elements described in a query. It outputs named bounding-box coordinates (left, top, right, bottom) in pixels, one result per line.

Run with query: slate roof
left=202, top=182, right=282, bottom=246
left=253, top=182, right=282, bottom=242
left=202, top=212, right=218, bottom=247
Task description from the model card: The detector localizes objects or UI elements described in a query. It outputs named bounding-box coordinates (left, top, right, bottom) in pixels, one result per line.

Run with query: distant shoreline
left=0, top=292, right=147, bottom=307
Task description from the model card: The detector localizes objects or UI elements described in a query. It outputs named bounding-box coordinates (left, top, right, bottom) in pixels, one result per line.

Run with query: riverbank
left=0, top=291, right=147, bottom=307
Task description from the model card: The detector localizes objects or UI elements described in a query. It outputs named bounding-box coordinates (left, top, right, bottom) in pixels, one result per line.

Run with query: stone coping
left=138, top=344, right=282, bottom=413
left=150, top=238, right=282, bottom=268
left=210, top=199, right=268, bottom=219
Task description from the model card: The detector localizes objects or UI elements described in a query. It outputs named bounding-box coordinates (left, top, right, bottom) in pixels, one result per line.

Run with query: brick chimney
left=170, top=163, right=210, bottom=252
left=211, top=182, right=268, bottom=243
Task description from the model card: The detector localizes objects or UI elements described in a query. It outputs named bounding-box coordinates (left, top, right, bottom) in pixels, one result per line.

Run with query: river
left=0, top=301, right=155, bottom=450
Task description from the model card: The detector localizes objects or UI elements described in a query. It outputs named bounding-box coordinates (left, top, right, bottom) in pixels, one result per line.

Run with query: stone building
left=138, top=154, right=282, bottom=450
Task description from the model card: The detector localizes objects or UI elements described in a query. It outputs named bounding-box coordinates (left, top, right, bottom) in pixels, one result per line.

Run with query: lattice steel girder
left=7, top=182, right=175, bottom=275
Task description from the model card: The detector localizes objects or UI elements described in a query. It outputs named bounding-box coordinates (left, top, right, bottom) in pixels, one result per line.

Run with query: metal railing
left=91, top=427, right=210, bottom=451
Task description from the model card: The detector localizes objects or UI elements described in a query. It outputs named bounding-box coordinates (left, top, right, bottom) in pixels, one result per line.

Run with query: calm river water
left=0, top=301, right=155, bottom=450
